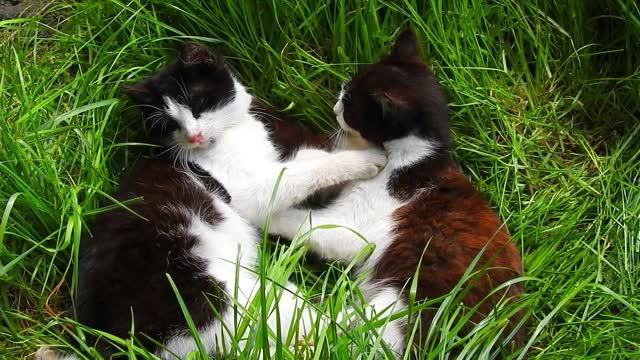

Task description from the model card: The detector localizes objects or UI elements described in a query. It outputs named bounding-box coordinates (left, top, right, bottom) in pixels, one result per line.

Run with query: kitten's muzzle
left=187, top=132, right=204, bottom=144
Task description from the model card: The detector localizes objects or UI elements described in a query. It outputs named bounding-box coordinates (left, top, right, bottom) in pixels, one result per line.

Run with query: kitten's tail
left=34, top=346, right=79, bottom=360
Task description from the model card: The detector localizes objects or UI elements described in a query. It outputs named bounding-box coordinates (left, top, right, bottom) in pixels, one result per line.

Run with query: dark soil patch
left=0, top=0, right=46, bottom=20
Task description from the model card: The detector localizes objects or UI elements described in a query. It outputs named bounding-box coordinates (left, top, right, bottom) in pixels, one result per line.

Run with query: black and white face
left=333, top=30, right=450, bottom=147
left=123, top=43, right=252, bottom=151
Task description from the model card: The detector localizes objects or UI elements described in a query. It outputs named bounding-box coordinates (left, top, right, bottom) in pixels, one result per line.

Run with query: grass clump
left=1, top=0, right=639, bottom=358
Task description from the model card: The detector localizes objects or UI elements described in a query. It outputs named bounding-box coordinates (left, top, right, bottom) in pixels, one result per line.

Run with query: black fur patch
left=76, top=157, right=229, bottom=356
left=187, top=161, right=231, bottom=204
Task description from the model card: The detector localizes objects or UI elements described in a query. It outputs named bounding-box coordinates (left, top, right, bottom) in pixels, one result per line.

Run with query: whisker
left=248, top=110, right=282, bottom=122
left=334, top=128, right=346, bottom=149
left=328, top=130, right=340, bottom=142
left=147, top=111, right=164, bottom=119
left=158, top=144, right=178, bottom=157
left=149, top=119, right=162, bottom=132
left=179, top=148, right=190, bottom=171
left=173, top=147, right=183, bottom=169
left=168, top=76, right=190, bottom=106
left=137, top=104, right=165, bottom=112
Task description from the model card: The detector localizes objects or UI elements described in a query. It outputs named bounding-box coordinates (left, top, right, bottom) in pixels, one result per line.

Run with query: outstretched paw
left=338, top=148, right=387, bottom=180
left=293, top=148, right=330, bottom=162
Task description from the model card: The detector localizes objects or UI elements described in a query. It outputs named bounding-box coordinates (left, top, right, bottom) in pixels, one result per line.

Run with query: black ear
left=388, top=28, right=421, bottom=62
left=178, top=42, right=218, bottom=66
left=372, top=90, right=415, bottom=134
left=122, top=82, right=153, bottom=104
left=373, top=91, right=408, bottom=115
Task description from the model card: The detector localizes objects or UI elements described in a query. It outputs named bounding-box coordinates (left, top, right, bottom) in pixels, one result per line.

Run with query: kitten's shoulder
left=387, top=151, right=459, bottom=200
left=250, top=99, right=330, bottom=159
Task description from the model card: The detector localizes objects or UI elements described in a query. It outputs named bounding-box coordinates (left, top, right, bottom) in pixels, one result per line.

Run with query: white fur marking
left=160, top=201, right=321, bottom=358
left=334, top=87, right=361, bottom=135
left=384, top=135, right=439, bottom=169
left=360, top=281, right=407, bottom=355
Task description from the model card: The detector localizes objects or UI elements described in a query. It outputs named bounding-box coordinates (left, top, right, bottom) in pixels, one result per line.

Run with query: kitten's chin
left=340, top=131, right=374, bottom=150
left=172, top=141, right=214, bottom=156
left=336, top=115, right=372, bottom=150
left=189, top=142, right=213, bottom=152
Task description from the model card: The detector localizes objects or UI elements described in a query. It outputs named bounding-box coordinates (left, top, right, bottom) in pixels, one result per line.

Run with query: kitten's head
left=334, top=29, right=450, bottom=148
left=123, top=43, right=252, bottom=150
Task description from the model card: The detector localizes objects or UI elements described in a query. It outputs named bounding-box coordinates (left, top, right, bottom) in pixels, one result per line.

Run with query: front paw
left=362, top=148, right=388, bottom=172
left=35, top=346, right=62, bottom=360
left=293, top=148, right=330, bottom=162
left=338, top=148, right=388, bottom=180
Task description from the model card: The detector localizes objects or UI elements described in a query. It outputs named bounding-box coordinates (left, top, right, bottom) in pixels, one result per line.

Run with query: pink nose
left=187, top=132, right=204, bottom=144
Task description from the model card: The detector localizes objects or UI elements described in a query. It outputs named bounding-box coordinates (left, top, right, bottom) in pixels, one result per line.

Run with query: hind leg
left=34, top=346, right=76, bottom=360
left=359, top=286, right=407, bottom=357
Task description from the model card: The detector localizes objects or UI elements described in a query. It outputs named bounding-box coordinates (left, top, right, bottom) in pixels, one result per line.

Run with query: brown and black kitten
left=269, top=29, right=525, bottom=357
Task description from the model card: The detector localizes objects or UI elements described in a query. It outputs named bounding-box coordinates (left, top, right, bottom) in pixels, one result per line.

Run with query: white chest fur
left=319, top=167, right=402, bottom=270
left=188, top=117, right=285, bottom=225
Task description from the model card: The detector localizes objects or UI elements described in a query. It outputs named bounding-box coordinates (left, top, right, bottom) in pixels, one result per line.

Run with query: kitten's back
left=77, top=158, right=228, bottom=354
left=381, top=156, right=525, bottom=348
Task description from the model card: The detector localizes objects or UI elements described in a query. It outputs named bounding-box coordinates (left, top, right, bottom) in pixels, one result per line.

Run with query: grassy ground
left=1, top=0, right=639, bottom=358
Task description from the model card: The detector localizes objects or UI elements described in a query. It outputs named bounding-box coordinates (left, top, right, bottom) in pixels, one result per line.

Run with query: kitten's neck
left=383, top=135, right=441, bottom=170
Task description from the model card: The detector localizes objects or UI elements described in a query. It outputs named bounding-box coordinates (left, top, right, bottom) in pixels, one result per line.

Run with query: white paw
left=291, top=336, right=315, bottom=359
left=362, top=148, right=388, bottom=170
left=34, top=346, right=62, bottom=360
left=340, top=148, right=387, bottom=180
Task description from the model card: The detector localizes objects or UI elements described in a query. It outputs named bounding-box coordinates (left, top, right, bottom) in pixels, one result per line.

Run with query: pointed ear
left=122, top=82, right=153, bottom=104
left=388, top=28, right=421, bottom=61
left=178, top=42, right=218, bottom=66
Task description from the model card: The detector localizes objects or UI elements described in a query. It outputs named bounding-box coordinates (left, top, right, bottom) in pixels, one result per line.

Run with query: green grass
left=1, top=0, right=639, bottom=358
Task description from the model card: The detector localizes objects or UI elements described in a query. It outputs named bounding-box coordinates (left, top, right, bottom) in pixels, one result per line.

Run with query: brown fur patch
left=376, top=160, right=525, bottom=348
left=251, top=99, right=332, bottom=159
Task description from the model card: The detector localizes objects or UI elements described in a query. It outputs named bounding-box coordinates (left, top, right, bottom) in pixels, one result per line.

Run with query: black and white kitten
left=40, top=43, right=385, bottom=359
left=125, top=43, right=386, bottom=229
left=269, top=30, right=524, bottom=356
